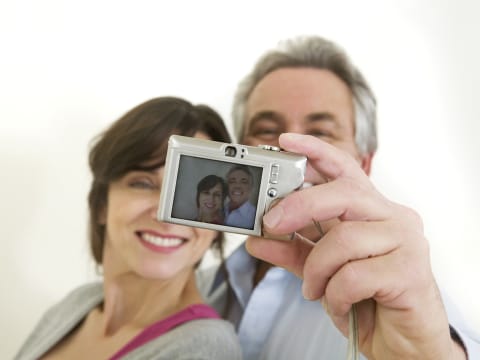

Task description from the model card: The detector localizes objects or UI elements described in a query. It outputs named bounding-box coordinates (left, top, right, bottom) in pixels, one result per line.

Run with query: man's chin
left=229, top=199, right=246, bottom=208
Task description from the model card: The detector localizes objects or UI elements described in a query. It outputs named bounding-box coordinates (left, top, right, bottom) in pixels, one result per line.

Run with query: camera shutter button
left=259, top=144, right=281, bottom=151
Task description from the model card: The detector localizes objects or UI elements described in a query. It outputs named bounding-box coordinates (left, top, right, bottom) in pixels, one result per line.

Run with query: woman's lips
left=137, top=231, right=186, bottom=253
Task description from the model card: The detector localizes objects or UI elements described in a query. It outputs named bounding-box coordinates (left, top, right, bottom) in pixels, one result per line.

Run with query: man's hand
left=246, top=133, right=465, bottom=359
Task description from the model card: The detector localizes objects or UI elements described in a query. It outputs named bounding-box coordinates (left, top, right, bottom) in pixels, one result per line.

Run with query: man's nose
left=285, top=122, right=305, bottom=135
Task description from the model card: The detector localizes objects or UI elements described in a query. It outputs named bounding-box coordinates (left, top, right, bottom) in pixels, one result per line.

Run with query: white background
left=1, top=0, right=479, bottom=358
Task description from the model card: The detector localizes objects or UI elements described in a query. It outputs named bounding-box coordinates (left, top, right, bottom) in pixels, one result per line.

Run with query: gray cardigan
left=14, top=282, right=242, bottom=360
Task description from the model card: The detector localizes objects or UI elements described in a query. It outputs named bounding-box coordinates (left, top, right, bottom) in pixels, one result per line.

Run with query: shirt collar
left=238, top=201, right=254, bottom=217
left=226, top=200, right=253, bottom=216
left=209, top=243, right=257, bottom=308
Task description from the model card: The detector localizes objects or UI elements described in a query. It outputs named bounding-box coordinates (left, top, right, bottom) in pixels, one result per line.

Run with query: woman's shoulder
left=14, top=282, right=103, bottom=360
left=123, top=318, right=241, bottom=360
left=178, top=318, right=240, bottom=353
left=44, top=282, right=103, bottom=319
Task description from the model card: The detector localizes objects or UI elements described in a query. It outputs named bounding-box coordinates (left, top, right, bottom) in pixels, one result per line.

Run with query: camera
left=157, top=135, right=306, bottom=239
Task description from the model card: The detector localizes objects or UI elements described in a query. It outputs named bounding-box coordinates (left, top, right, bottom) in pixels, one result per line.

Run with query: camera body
left=157, top=135, right=306, bottom=238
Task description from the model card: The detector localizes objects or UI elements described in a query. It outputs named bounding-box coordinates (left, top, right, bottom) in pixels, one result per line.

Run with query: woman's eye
left=129, top=179, right=156, bottom=189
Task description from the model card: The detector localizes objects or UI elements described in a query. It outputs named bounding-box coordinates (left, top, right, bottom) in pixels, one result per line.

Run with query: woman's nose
left=149, top=198, right=160, bottom=219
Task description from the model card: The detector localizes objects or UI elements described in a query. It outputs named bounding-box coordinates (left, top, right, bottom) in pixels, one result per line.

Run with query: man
left=199, top=36, right=479, bottom=359
left=224, top=165, right=256, bottom=229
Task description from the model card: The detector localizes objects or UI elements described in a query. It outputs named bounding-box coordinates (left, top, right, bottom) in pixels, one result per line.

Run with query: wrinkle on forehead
left=245, top=68, right=355, bottom=135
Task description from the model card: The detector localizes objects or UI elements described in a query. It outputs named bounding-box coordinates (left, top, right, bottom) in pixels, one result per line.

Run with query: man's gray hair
left=226, top=164, right=253, bottom=185
left=232, top=36, right=378, bottom=155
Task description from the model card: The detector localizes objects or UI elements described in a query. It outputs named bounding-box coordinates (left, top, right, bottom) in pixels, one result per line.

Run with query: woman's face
left=102, top=133, right=218, bottom=280
left=198, top=183, right=223, bottom=215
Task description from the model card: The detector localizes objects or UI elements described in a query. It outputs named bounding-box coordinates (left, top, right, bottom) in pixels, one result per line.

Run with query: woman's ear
left=98, top=206, right=107, bottom=225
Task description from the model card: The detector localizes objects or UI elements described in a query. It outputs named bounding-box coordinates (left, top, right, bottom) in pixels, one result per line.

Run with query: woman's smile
left=139, top=231, right=185, bottom=246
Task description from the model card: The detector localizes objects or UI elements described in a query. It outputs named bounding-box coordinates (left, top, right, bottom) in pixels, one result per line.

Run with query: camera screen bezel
left=159, top=139, right=273, bottom=236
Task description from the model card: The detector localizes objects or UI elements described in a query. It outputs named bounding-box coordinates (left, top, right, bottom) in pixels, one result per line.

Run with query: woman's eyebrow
left=131, top=160, right=165, bottom=173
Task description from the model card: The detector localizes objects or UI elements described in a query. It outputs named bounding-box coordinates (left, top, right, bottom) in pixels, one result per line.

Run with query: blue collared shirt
left=208, top=244, right=480, bottom=360
left=224, top=201, right=256, bottom=229
left=219, top=244, right=362, bottom=360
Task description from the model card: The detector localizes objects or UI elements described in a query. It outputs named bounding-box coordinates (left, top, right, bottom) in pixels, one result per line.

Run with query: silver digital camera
left=157, top=135, right=306, bottom=239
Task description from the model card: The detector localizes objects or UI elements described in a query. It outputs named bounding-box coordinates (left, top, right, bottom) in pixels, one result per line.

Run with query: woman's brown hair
left=88, top=97, right=231, bottom=264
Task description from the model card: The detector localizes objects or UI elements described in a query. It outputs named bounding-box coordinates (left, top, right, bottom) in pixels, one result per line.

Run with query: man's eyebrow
left=249, top=111, right=337, bottom=125
left=306, top=112, right=336, bottom=123
left=248, top=111, right=284, bottom=125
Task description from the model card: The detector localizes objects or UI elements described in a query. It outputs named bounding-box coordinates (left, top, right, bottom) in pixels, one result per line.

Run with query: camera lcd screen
left=171, top=155, right=263, bottom=230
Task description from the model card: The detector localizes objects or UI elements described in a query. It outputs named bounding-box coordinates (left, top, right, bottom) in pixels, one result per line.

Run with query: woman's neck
left=201, top=210, right=222, bottom=222
left=99, top=269, right=202, bottom=336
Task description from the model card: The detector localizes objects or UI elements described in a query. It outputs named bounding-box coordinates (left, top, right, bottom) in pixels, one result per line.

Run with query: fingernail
left=302, top=282, right=313, bottom=300
left=281, top=133, right=303, bottom=142
left=263, top=205, right=283, bottom=228
left=320, top=296, right=329, bottom=315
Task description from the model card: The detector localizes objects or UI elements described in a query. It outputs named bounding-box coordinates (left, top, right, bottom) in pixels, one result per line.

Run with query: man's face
left=243, top=67, right=369, bottom=170
left=227, top=169, right=252, bottom=208
left=242, top=67, right=372, bottom=240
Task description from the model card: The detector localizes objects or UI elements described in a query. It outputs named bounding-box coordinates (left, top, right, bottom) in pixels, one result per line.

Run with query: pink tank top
left=109, top=304, right=220, bottom=360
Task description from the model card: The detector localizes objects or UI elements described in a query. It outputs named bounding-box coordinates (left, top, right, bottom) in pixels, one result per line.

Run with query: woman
left=196, top=175, right=227, bottom=225
left=15, top=97, right=241, bottom=360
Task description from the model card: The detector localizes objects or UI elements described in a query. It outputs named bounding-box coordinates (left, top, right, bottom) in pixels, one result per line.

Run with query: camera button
left=259, top=144, right=281, bottom=152
left=270, top=164, right=280, bottom=184
left=267, top=188, right=278, bottom=198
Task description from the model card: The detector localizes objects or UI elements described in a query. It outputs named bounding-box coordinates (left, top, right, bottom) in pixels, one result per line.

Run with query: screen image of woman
left=196, top=175, right=227, bottom=225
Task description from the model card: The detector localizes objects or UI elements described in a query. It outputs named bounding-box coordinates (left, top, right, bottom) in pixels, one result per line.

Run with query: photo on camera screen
left=171, top=155, right=263, bottom=230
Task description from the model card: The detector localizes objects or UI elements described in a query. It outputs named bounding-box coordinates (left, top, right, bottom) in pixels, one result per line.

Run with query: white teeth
left=141, top=233, right=183, bottom=247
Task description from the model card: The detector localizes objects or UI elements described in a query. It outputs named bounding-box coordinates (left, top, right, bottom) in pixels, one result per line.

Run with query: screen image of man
left=224, top=165, right=256, bottom=229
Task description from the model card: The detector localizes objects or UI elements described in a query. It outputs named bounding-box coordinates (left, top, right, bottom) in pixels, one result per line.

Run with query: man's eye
left=309, top=130, right=333, bottom=138
left=251, top=127, right=280, bottom=138
left=253, top=129, right=278, bottom=137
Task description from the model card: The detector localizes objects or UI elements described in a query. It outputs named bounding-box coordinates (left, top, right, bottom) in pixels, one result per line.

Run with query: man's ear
left=360, top=153, right=374, bottom=176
